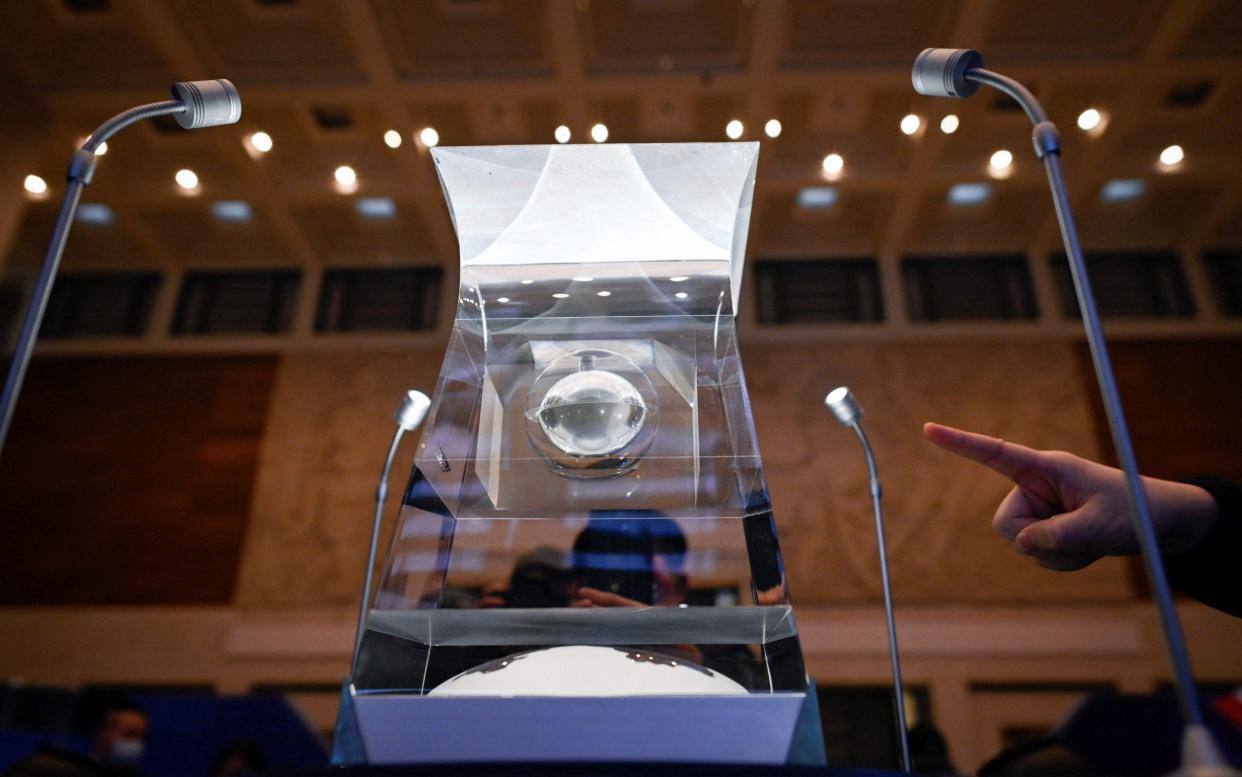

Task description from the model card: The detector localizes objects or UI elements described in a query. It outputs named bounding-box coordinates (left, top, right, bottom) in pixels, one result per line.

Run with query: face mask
left=107, top=738, right=144, bottom=766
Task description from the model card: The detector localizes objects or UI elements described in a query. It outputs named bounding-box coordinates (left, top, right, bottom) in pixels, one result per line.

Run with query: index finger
left=923, top=422, right=1050, bottom=485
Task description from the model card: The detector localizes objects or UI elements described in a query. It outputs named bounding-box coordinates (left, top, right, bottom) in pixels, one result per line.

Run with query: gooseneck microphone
left=825, top=387, right=911, bottom=773
left=351, top=390, right=432, bottom=668
left=913, top=49, right=1234, bottom=776
left=0, top=80, right=241, bottom=458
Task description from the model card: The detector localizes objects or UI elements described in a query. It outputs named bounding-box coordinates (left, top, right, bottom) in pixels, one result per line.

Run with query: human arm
left=921, top=422, right=1219, bottom=571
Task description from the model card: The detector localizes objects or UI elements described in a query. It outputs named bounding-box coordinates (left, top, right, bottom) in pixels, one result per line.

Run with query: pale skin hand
left=923, top=422, right=1219, bottom=571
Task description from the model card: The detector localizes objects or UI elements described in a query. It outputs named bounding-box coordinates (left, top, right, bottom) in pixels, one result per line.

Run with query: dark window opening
left=1204, top=249, right=1242, bottom=317
left=1050, top=250, right=1193, bottom=318
left=315, top=267, right=442, bottom=333
left=40, top=272, right=160, bottom=338
left=753, top=258, right=884, bottom=324
left=172, top=269, right=300, bottom=335
left=903, top=255, right=1037, bottom=321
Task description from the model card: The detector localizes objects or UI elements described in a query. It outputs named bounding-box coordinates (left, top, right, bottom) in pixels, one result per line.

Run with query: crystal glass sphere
left=537, top=369, right=647, bottom=456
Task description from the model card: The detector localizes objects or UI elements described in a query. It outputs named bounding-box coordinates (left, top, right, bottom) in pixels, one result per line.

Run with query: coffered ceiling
left=2, top=0, right=1239, bottom=278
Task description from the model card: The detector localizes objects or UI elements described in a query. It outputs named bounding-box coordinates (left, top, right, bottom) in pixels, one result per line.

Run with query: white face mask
left=107, top=738, right=145, bottom=766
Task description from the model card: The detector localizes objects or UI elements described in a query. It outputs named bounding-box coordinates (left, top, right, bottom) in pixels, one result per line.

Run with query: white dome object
left=537, top=370, right=646, bottom=456
left=428, top=645, right=748, bottom=697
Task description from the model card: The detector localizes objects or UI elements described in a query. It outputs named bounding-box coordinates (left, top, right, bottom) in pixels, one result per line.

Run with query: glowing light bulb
left=764, top=118, right=782, bottom=138
left=821, top=153, right=844, bottom=176
left=1159, top=144, right=1184, bottom=167
left=419, top=127, right=439, bottom=148
left=1077, top=108, right=1101, bottom=131
left=555, top=125, right=571, bottom=143
left=383, top=129, right=402, bottom=148
left=725, top=119, right=744, bottom=140
left=900, top=114, right=921, bottom=135
left=989, top=149, right=1013, bottom=170
left=590, top=123, right=608, bottom=143
left=23, top=174, right=47, bottom=195
left=940, top=114, right=959, bottom=134
left=248, top=131, right=272, bottom=153
left=334, top=165, right=357, bottom=187
left=175, top=168, right=199, bottom=190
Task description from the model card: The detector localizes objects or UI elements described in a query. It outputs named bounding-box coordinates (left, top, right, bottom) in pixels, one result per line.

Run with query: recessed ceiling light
left=497, top=297, right=510, bottom=303
left=1159, top=144, right=1184, bottom=167
left=821, top=153, right=844, bottom=177
left=210, top=200, right=252, bottom=222
left=334, top=165, right=357, bottom=187
left=725, top=119, right=744, bottom=140
left=553, top=292, right=570, bottom=299
left=248, top=131, right=273, bottom=154
left=383, top=129, right=402, bottom=149
left=675, top=291, right=688, bottom=299
left=76, top=203, right=115, bottom=225
left=419, top=127, right=439, bottom=148
left=596, top=290, right=611, bottom=297
left=555, top=125, right=571, bottom=143
left=1100, top=179, right=1145, bottom=203
left=591, top=123, right=608, bottom=143
left=1077, top=108, right=1102, bottom=131
left=355, top=197, right=397, bottom=219
left=940, top=114, right=959, bottom=134
left=23, top=174, right=47, bottom=195
left=797, top=186, right=838, bottom=209
left=520, top=279, right=534, bottom=285
left=900, top=114, right=921, bottom=135
left=573, top=276, right=594, bottom=282
left=669, top=276, right=689, bottom=282
left=988, top=149, right=1013, bottom=176
left=764, top=118, right=782, bottom=138
left=175, top=168, right=199, bottom=190
left=947, top=182, right=991, bottom=206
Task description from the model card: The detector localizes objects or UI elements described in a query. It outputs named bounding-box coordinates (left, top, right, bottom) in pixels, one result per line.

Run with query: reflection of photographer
left=571, top=511, right=687, bottom=607
left=480, top=547, right=574, bottom=609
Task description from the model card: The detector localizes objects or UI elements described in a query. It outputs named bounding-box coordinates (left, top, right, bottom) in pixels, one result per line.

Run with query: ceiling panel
left=169, top=0, right=365, bottom=85
left=580, top=0, right=753, bottom=74
left=291, top=200, right=434, bottom=264
left=783, top=0, right=953, bottom=69
left=0, top=0, right=1238, bottom=290
left=0, top=1, right=173, bottom=91
left=983, top=0, right=1168, bottom=62
left=372, top=0, right=551, bottom=80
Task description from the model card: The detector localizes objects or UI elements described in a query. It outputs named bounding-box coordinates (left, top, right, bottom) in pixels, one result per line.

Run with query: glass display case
left=343, top=143, right=821, bottom=765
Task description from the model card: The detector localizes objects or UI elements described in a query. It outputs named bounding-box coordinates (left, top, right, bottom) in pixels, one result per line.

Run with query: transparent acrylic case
left=353, top=143, right=807, bottom=704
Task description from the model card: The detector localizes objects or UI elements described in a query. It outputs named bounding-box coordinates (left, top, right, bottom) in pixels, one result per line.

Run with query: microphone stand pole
left=826, top=388, right=911, bottom=773
left=853, top=421, right=911, bottom=773
left=1, top=79, right=241, bottom=459
left=0, top=100, right=186, bottom=457
left=964, top=66, right=1230, bottom=776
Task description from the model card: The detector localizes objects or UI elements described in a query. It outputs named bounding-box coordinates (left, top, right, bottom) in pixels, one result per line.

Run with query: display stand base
left=332, top=680, right=826, bottom=767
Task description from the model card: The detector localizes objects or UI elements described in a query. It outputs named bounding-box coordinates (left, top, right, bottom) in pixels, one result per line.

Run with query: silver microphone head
left=912, top=48, right=983, bottom=98
left=824, top=386, right=863, bottom=427
left=170, top=79, right=242, bottom=129
left=395, top=390, right=431, bottom=432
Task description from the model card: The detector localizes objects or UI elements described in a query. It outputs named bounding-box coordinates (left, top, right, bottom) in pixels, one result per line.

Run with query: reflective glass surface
left=355, top=143, right=806, bottom=698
